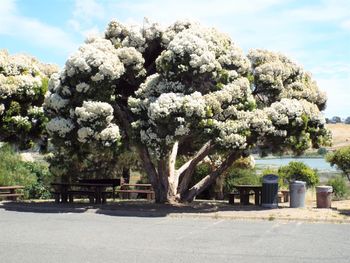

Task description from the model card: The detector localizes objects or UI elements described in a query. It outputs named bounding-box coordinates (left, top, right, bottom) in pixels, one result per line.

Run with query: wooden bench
left=228, top=191, right=254, bottom=205
left=116, top=184, right=155, bottom=200
left=278, top=190, right=290, bottom=203
left=51, top=183, right=112, bottom=204
left=231, top=185, right=262, bottom=205
left=67, top=190, right=95, bottom=204
left=78, top=178, right=122, bottom=200
left=0, top=186, right=24, bottom=201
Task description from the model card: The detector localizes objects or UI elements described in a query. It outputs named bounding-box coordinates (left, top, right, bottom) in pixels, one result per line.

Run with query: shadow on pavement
left=0, top=200, right=272, bottom=218
left=338, top=209, right=350, bottom=217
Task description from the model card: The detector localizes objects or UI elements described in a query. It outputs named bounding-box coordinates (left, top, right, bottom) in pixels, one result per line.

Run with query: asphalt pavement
left=0, top=208, right=349, bottom=263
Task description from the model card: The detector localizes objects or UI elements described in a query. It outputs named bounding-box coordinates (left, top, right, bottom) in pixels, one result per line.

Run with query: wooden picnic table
left=231, top=185, right=262, bottom=205
left=0, top=185, right=24, bottom=201
left=118, top=183, right=155, bottom=200
left=51, top=183, right=113, bottom=204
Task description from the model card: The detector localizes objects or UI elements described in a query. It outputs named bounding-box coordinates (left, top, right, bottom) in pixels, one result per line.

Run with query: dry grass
left=326, top=124, right=350, bottom=150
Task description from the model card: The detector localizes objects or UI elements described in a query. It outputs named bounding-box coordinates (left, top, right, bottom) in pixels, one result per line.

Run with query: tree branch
left=181, top=150, right=242, bottom=202
left=113, top=104, right=133, bottom=138
left=168, top=141, right=179, bottom=184
left=137, top=145, right=158, bottom=188
left=177, top=140, right=214, bottom=196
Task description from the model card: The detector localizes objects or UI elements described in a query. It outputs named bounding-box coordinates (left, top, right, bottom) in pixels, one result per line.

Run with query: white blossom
left=65, top=38, right=125, bottom=81
left=97, top=124, right=121, bottom=146
left=0, top=103, right=4, bottom=115
left=44, top=92, right=69, bottom=112
left=77, top=127, right=95, bottom=143
left=76, top=82, right=90, bottom=93
left=46, top=117, right=74, bottom=137
left=75, top=100, right=114, bottom=126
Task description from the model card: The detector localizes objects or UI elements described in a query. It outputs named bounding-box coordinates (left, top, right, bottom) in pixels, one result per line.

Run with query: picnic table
left=0, top=185, right=24, bottom=201
left=117, top=183, right=155, bottom=200
left=78, top=178, right=122, bottom=200
left=51, top=182, right=113, bottom=204
left=230, top=185, right=262, bottom=205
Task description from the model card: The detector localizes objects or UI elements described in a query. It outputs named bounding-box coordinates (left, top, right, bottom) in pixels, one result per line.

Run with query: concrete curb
left=1, top=202, right=349, bottom=224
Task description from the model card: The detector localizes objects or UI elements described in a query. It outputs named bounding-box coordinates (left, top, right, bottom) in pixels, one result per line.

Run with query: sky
left=0, top=0, right=349, bottom=118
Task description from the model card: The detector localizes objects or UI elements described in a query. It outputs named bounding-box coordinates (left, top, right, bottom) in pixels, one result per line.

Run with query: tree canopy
left=0, top=50, right=58, bottom=149
left=44, top=19, right=330, bottom=203
left=326, top=146, right=350, bottom=181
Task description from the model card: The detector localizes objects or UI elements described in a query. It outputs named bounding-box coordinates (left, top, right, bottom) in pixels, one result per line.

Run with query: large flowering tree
left=45, top=20, right=330, bottom=203
left=0, top=50, right=58, bottom=149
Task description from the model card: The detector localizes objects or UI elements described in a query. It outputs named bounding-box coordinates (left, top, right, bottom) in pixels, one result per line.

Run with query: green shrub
left=326, top=147, right=350, bottom=181
left=22, top=162, right=52, bottom=199
left=224, top=168, right=261, bottom=193
left=0, top=144, right=36, bottom=187
left=317, top=147, right=328, bottom=156
left=278, top=161, right=319, bottom=187
left=260, top=168, right=287, bottom=188
left=0, top=143, right=53, bottom=199
left=327, top=175, right=349, bottom=200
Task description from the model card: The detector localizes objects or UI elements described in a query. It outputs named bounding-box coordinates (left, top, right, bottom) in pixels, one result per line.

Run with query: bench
left=228, top=191, right=254, bottom=205
left=67, top=190, right=95, bottom=204
left=116, top=184, right=155, bottom=200
left=51, top=182, right=112, bottom=204
left=0, top=186, right=24, bottom=201
left=78, top=178, right=122, bottom=200
left=278, top=190, right=290, bottom=203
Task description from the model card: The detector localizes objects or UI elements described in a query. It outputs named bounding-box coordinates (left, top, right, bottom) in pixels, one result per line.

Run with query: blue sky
left=0, top=0, right=349, bottom=118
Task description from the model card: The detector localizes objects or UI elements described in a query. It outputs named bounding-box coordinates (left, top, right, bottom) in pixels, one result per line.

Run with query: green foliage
left=260, top=168, right=286, bottom=187
left=191, top=162, right=212, bottom=186
left=327, top=175, right=349, bottom=200
left=317, top=147, right=328, bottom=156
left=224, top=168, right=261, bottom=193
left=326, top=147, right=350, bottom=181
left=278, top=161, right=319, bottom=187
left=0, top=144, right=53, bottom=199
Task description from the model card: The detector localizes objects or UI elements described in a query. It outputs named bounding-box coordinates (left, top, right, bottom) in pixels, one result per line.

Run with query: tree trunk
left=177, top=140, right=214, bottom=196
left=181, top=151, right=242, bottom=202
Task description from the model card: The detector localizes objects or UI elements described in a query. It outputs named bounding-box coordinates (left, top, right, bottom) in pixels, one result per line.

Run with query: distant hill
left=326, top=124, right=350, bottom=150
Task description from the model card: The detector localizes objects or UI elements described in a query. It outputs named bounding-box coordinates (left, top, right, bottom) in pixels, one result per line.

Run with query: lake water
left=255, top=157, right=337, bottom=172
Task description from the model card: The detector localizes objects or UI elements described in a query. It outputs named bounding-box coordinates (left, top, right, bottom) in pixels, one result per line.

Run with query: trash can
left=289, top=180, right=306, bottom=208
left=316, top=186, right=333, bottom=208
left=261, top=174, right=279, bottom=208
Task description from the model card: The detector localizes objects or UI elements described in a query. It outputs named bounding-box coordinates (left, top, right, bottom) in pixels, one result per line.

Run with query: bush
left=224, top=168, right=261, bottom=194
left=326, top=147, right=350, bottom=181
left=278, top=161, right=319, bottom=187
left=317, top=147, right=328, bottom=156
left=327, top=175, right=349, bottom=200
left=0, top=143, right=53, bottom=199
left=260, top=168, right=287, bottom=188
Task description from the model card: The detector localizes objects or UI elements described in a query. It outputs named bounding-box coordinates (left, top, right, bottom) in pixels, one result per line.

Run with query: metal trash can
left=289, top=180, right=306, bottom=208
left=316, top=186, right=333, bottom=208
left=261, top=174, right=279, bottom=208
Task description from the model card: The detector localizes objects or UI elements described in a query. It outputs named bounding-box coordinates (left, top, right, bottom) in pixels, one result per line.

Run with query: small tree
left=0, top=50, right=58, bottom=149
left=345, top=117, right=350, bottom=124
left=278, top=161, right=319, bottom=187
left=45, top=19, right=330, bottom=203
left=326, top=147, right=350, bottom=181
left=331, top=116, right=342, bottom=123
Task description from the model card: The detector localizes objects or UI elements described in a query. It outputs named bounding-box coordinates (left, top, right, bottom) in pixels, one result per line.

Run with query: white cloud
left=341, top=20, right=350, bottom=30
left=113, top=0, right=284, bottom=24
left=0, top=0, right=77, bottom=54
left=68, top=0, right=105, bottom=36
left=286, top=0, right=350, bottom=30
left=317, top=76, right=350, bottom=117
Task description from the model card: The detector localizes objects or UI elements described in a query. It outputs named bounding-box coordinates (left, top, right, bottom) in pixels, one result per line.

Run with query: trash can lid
left=290, top=180, right=306, bottom=185
left=316, top=185, right=333, bottom=193
left=263, top=174, right=278, bottom=184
